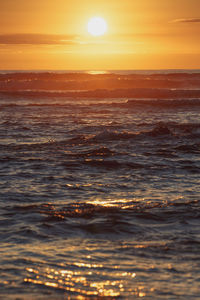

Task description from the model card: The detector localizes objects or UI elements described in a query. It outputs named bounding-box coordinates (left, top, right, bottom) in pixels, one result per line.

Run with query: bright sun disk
left=87, top=17, right=107, bottom=36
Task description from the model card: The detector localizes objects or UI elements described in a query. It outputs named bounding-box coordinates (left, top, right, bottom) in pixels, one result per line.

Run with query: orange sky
left=0, top=0, right=200, bottom=70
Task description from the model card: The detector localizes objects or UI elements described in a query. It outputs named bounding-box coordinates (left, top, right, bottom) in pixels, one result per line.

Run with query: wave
left=1, top=88, right=200, bottom=99
left=88, top=122, right=200, bottom=141
left=1, top=122, right=200, bottom=150
left=0, top=71, right=200, bottom=100
left=0, top=70, right=200, bottom=82
left=125, top=98, right=200, bottom=107
left=3, top=199, right=200, bottom=238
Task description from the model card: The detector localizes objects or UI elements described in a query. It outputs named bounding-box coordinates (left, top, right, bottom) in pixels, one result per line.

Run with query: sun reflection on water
left=24, top=264, right=139, bottom=297
left=86, top=197, right=137, bottom=208
left=20, top=199, right=172, bottom=298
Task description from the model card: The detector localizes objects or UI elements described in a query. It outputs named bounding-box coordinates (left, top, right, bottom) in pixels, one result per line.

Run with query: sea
left=0, top=69, right=200, bottom=299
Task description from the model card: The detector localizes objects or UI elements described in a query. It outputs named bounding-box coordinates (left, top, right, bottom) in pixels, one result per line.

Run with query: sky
left=0, top=0, right=199, bottom=70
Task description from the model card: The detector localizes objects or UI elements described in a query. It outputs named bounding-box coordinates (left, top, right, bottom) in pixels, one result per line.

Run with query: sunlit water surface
left=0, top=76, right=200, bottom=299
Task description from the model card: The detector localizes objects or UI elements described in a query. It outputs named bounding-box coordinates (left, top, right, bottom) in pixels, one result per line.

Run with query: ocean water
left=0, top=70, right=200, bottom=299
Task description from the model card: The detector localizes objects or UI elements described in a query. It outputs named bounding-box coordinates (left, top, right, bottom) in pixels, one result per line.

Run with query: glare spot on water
left=86, top=197, right=136, bottom=209
left=73, top=262, right=103, bottom=268
left=139, top=292, right=146, bottom=297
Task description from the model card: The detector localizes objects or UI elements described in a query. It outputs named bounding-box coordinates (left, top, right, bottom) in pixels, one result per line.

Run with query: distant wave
left=0, top=71, right=200, bottom=92
left=124, top=98, right=200, bottom=107
left=1, top=96, right=200, bottom=110
left=1, top=89, right=200, bottom=99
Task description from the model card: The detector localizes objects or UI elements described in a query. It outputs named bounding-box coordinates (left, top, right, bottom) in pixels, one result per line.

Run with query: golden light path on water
left=20, top=195, right=155, bottom=298
left=3, top=194, right=196, bottom=298
left=19, top=197, right=165, bottom=298
left=24, top=266, right=146, bottom=298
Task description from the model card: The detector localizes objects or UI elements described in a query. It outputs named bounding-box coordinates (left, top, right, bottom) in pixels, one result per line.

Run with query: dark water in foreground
left=0, top=71, right=200, bottom=299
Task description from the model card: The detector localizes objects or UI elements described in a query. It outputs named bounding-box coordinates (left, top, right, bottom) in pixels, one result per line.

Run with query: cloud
left=171, top=18, right=200, bottom=23
left=0, top=33, right=79, bottom=45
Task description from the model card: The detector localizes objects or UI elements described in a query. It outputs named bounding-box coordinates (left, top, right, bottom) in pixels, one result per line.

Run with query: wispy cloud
left=0, top=33, right=79, bottom=45
left=171, top=18, right=200, bottom=23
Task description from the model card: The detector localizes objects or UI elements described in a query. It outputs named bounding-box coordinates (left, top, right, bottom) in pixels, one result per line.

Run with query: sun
left=87, top=17, right=107, bottom=36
